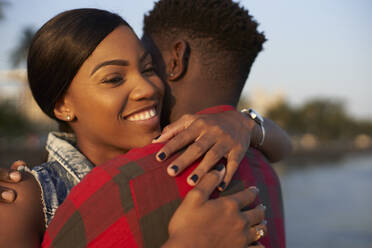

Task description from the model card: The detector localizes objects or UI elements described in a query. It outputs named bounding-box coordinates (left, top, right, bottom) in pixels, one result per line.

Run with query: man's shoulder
left=243, top=148, right=271, bottom=167
left=68, top=143, right=169, bottom=202
left=232, top=148, right=279, bottom=187
left=98, top=143, right=168, bottom=177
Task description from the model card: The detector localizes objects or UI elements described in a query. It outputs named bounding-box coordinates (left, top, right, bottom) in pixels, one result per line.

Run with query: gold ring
left=255, top=227, right=264, bottom=240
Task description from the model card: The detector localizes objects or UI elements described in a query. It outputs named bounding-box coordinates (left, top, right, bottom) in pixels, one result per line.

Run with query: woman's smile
left=123, top=105, right=160, bottom=125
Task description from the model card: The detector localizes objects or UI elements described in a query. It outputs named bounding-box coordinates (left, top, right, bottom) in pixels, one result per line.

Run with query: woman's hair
left=28, top=8, right=129, bottom=121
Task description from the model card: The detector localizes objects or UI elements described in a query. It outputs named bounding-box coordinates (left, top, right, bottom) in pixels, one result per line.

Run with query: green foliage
left=0, top=100, right=34, bottom=137
left=11, top=26, right=36, bottom=67
left=265, top=101, right=303, bottom=135
left=266, top=98, right=372, bottom=141
left=0, top=1, right=9, bottom=20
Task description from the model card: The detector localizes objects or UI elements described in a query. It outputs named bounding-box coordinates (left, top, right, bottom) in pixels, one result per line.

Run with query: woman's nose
left=129, top=76, right=159, bottom=101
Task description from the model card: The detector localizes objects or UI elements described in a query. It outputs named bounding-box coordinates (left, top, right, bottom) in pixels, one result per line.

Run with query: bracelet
left=240, top=108, right=265, bottom=147
left=257, top=122, right=265, bottom=147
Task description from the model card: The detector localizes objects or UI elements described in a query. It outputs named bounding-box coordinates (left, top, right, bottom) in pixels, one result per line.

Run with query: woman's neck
left=76, top=137, right=129, bottom=166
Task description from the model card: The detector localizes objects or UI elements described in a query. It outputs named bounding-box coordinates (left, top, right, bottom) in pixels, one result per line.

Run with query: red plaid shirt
left=42, top=106, right=285, bottom=248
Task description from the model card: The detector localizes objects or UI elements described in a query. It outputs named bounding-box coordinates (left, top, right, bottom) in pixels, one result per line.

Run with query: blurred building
left=354, top=134, right=371, bottom=149
left=240, top=87, right=286, bottom=115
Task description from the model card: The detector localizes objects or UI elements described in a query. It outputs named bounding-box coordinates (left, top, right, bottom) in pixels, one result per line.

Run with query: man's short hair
left=144, top=0, right=266, bottom=85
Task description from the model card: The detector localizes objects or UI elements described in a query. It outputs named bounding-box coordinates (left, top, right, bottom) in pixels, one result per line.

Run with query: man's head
left=143, top=0, right=266, bottom=122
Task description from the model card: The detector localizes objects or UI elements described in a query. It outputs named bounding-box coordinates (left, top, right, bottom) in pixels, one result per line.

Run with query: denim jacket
left=31, top=132, right=94, bottom=227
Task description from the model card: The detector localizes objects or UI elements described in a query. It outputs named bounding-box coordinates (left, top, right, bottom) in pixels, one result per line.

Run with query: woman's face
left=56, top=25, right=164, bottom=164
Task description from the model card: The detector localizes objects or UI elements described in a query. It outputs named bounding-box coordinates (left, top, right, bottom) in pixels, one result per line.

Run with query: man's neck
left=169, top=78, right=240, bottom=122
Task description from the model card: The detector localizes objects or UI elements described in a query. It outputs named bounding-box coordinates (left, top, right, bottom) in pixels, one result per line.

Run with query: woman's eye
left=142, top=65, right=156, bottom=76
left=102, top=76, right=124, bottom=85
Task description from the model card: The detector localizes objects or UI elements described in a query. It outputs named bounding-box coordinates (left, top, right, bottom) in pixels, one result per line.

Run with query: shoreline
left=283, top=144, right=372, bottom=166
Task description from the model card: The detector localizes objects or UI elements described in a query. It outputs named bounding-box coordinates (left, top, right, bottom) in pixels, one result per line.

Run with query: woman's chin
left=135, top=131, right=162, bottom=148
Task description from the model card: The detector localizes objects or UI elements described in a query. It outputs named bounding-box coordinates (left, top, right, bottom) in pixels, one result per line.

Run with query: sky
left=0, top=0, right=371, bottom=119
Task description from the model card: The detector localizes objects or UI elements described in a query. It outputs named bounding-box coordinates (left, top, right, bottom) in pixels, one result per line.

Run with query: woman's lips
left=125, top=107, right=157, bottom=122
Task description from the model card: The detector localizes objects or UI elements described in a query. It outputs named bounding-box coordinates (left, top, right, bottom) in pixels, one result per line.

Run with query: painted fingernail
left=1, top=191, right=15, bottom=202
left=259, top=204, right=267, bottom=211
left=190, top=174, right=199, bottom=184
left=215, top=163, right=225, bottom=171
left=9, top=171, right=21, bottom=182
left=218, top=181, right=226, bottom=190
left=170, top=165, right=179, bottom=174
left=157, top=152, right=166, bottom=161
left=248, top=186, right=259, bottom=194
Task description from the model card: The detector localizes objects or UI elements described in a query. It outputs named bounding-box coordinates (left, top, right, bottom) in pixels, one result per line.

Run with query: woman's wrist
left=250, top=121, right=263, bottom=147
left=240, top=111, right=260, bottom=147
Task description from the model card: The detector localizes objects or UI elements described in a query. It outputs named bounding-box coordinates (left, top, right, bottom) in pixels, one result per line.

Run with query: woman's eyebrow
left=90, top=59, right=129, bottom=76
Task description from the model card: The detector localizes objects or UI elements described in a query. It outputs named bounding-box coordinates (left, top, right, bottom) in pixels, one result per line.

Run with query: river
left=278, top=153, right=372, bottom=248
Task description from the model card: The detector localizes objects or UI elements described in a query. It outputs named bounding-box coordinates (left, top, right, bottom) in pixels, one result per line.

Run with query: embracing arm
left=153, top=109, right=292, bottom=188
left=0, top=171, right=44, bottom=248
left=254, top=117, right=292, bottom=163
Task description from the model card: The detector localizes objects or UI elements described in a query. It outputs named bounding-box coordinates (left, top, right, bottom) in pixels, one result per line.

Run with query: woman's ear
left=53, top=95, right=75, bottom=122
left=167, top=39, right=190, bottom=81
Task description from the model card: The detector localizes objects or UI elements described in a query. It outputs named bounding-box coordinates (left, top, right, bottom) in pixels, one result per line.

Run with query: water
left=279, top=153, right=372, bottom=248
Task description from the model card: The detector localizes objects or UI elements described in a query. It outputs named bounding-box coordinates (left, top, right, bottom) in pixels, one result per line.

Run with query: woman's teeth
left=126, top=108, right=157, bottom=121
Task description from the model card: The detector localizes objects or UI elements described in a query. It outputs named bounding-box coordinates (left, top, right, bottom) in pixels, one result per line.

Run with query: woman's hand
left=0, top=161, right=26, bottom=203
left=154, top=110, right=292, bottom=189
left=163, top=167, right=266, bottom=248
left=154, top=110, right=254, bottom=188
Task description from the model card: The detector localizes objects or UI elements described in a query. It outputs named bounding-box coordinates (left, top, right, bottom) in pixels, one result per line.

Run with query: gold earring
left=169, top=73, right=174, bottom=77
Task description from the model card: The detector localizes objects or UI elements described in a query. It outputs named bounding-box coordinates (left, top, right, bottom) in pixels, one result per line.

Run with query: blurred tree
left=299, top=99, right=350, bottom=140
left=266, top=98, right=372, bottom=141
left=355, top=120, right=372, bottom=136
left=0, top=100, right=34, bottom=137
left=10, top=26, right=36, bottom=67
left=0, top=0, right=9, bottom=20
left=266, top=99, right=304, bottom=135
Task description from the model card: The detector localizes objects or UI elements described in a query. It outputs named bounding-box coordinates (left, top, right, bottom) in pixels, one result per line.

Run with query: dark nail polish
left=190, top=174, right=199, bottom=183
left=158, top=152, right=166, bottom=160
left=215, top=163, right=224, bottom=171
left=218, top=181, right=226, bottom=190
left=171, top=165, right=179, bottom=174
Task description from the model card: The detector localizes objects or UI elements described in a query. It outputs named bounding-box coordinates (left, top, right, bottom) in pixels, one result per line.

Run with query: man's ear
left=53, top=95, right=75, bottom=122
left=167, top=39, right=190, bottom=81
